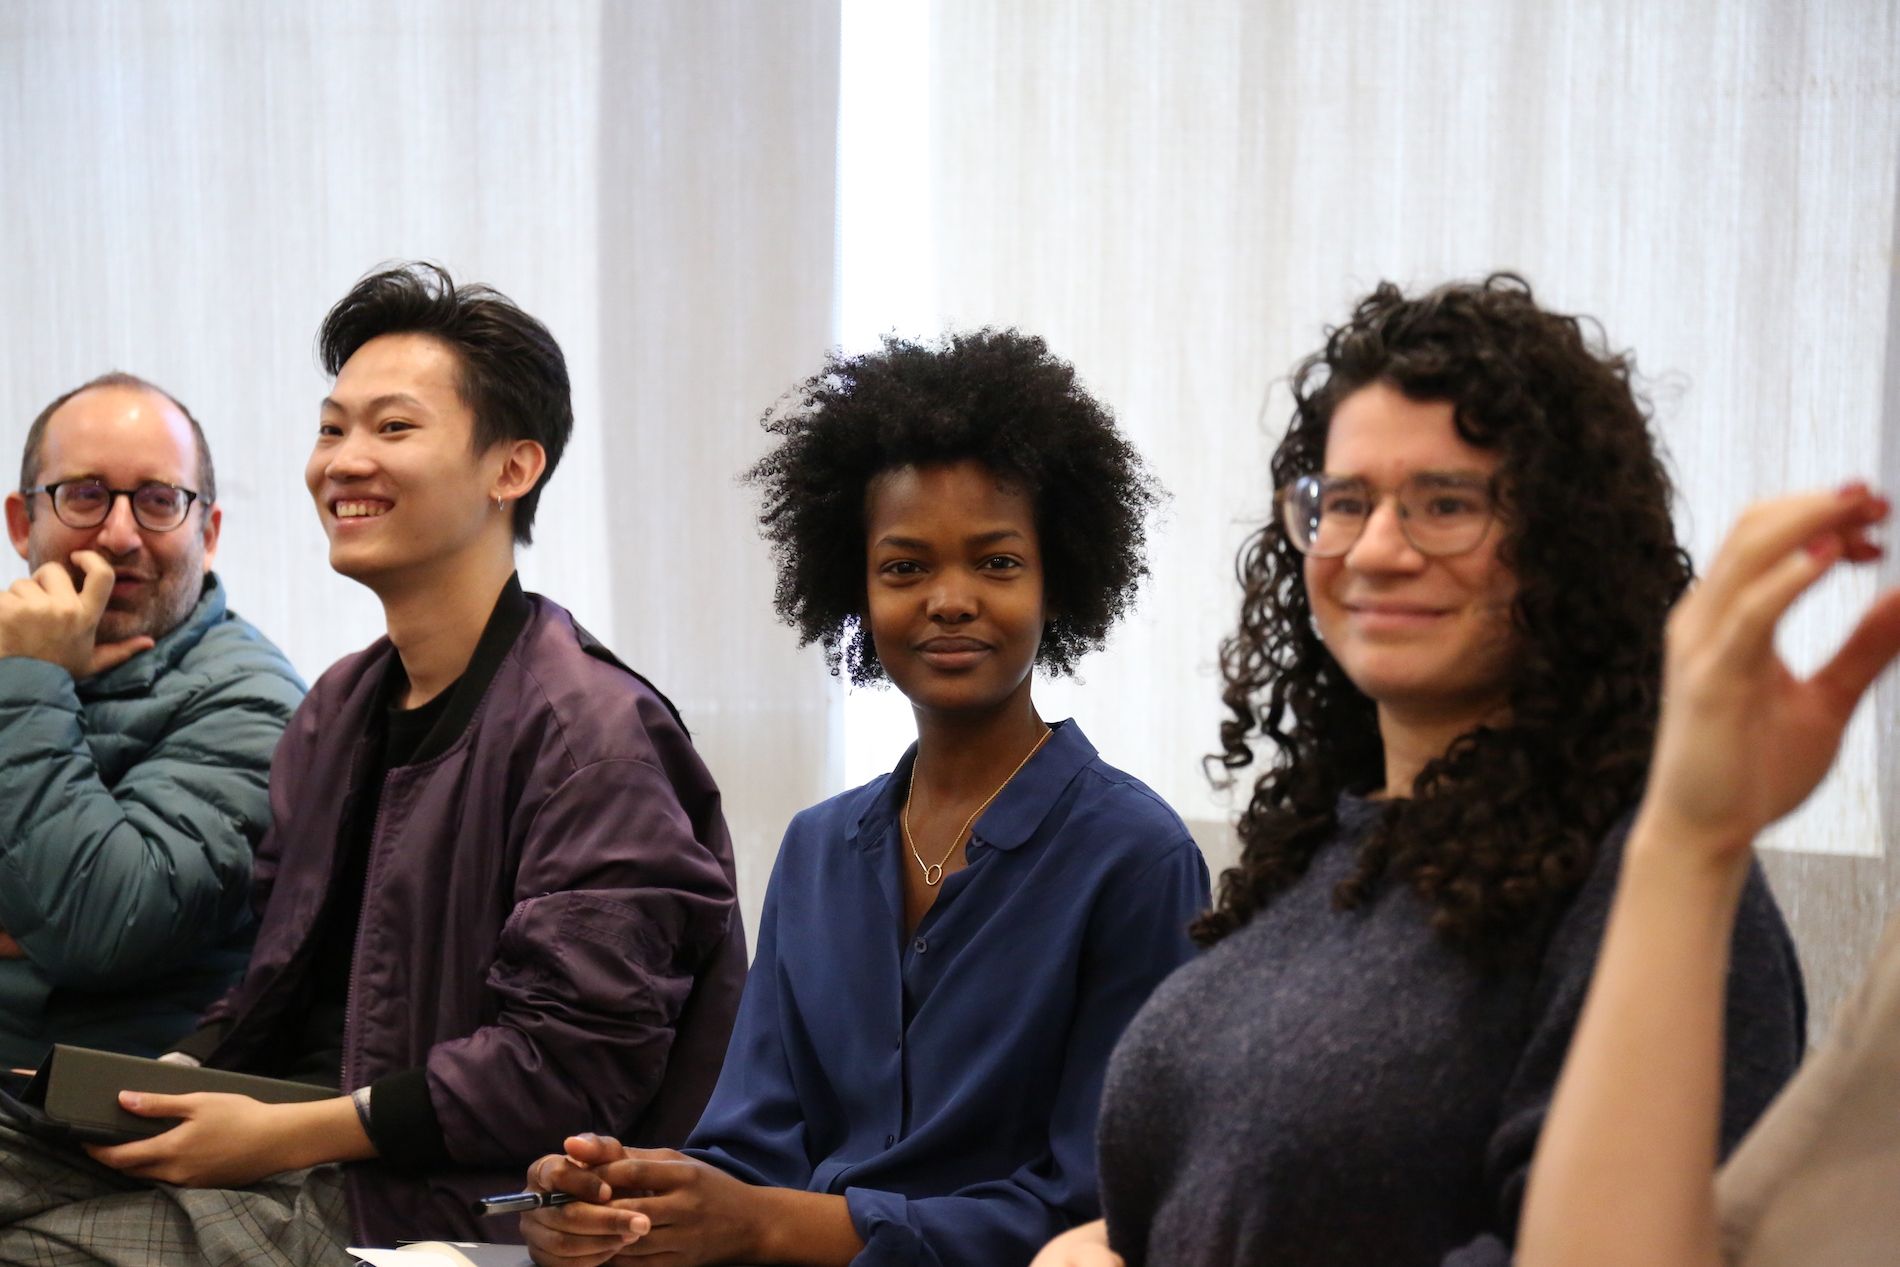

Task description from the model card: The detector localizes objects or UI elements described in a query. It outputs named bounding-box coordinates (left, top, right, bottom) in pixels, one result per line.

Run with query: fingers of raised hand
left=2, top=561, right=102, bottom=668
left=88, top=636, right=153, bottom=676
left=70, top=551, right=116, bottom=614
left=1704, top=533, right=1846, bottom=669
left=1698, top=487, right=1887, bottom=613
left=1674, top=487, right=1889, bottom=665
left=30, top=561, right=79, bottom=599
left=1810, top=586, right=1900, bottom=714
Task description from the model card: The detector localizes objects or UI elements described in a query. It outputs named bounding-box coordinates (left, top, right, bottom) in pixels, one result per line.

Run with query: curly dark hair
left=1193, top=273, right=1692, bottom=959
left=745, top=329, right=1161, bottom=684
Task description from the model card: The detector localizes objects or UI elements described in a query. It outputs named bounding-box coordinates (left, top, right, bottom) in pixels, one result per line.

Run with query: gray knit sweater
left=1097, top=796, right=1805, bottom=1266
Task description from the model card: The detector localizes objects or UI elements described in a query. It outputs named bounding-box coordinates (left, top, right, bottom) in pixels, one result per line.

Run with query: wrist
left=747, top=1184, right=792, bottom=1262
left=1626, top=804, right=1756, bottom=881
left=1621, top=811, right=1754, bottom=947
left=746, top=1186, right=860, bottom=1266
left=280, top=1096, right=378, bottom=1171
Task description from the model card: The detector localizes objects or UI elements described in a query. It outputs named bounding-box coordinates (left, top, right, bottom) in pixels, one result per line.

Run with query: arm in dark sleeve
left=1441, top=834, right=1807, bottom=1266
left=361, top=1067, right=448, bottom=1170
left=420, top=757, right=736, bottom=1167
left=0, top=656, right=299, bottom=989
left=683, top=842, right=815, bottom=1189
left=845, top=841, right=1210, bottom=1267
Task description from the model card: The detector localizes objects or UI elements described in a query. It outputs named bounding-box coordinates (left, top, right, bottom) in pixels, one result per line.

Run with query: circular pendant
left=923, top=863, right=944, bottom=886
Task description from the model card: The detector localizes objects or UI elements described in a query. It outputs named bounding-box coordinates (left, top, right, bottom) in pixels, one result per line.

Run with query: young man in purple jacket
left=0, top=263, right=747, bottom=1263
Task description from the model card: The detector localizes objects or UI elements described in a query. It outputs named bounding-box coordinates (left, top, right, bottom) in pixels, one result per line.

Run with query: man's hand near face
left=0, top=550, right=154, bottom=679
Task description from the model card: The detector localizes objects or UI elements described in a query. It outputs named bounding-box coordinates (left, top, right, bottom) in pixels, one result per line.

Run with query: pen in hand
left=473, top=1189, right=577, bottom=1217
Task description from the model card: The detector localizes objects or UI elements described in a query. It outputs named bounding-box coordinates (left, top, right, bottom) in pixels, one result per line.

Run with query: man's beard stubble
left=93, top=562, right=206, bottom=645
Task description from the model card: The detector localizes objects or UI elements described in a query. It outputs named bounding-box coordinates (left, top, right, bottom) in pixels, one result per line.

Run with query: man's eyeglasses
left=1277, top=472, right=1496, bottom=558
left=21, top=479, right=203, bottom=533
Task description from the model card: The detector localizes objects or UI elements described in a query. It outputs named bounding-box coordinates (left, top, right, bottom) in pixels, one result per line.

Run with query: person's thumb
left=88, top=636, right=154, bottom=677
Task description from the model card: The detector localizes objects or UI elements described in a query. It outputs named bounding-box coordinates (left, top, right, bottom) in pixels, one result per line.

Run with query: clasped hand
left=0, top=551, right=153, bottom=678
left=521, top=1134, right=762, bottom=1267
left=1641, top=483, right=1900, bottom=860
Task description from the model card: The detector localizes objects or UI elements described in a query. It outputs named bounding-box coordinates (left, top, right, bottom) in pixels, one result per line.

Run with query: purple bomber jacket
left=197, top=590, right=746, bottom=1244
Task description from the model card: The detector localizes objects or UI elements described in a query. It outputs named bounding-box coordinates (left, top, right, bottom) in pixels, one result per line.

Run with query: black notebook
left=0, top=1043, right=334, bottom=1146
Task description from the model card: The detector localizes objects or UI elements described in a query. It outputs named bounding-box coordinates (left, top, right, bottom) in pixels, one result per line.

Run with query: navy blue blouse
left=686, top=720, right=1209, bottom=1266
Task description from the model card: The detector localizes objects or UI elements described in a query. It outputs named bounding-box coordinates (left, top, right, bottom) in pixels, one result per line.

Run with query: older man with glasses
left=0, top=372, right=304, bottom=1069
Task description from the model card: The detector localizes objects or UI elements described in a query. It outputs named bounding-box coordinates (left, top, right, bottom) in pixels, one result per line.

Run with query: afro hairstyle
left=746, top=328, right=1161, bottom=685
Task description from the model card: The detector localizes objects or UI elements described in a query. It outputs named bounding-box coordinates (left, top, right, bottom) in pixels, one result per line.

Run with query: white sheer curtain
left=7, top=0, right=1899, bottom=1029
left=0, top=0, right=843, bottom=941
left=915, top=0, right=1900, bottom=1033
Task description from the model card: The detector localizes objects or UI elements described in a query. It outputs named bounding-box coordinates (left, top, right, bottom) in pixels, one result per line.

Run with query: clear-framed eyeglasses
left=21, top=479, right=202, bottom=533
left=1277, top=471, right=1497, bottom=558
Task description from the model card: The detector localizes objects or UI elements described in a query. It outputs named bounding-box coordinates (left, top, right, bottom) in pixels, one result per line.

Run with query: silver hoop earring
left=494, top=497, right=505, bottom=513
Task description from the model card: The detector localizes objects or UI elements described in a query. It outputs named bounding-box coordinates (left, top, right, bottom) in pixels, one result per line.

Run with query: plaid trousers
left=0, top=1125, right=351, bottom=1266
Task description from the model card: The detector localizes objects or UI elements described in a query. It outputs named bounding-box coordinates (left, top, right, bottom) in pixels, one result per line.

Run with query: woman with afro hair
left=521, top=329, right=1209, bottom=1267
left=1037, top=275, right=1806, bottom=1266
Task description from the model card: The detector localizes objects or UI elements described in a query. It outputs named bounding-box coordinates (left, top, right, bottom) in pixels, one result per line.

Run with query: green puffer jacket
left=0, top=573, right=304, bottom=1067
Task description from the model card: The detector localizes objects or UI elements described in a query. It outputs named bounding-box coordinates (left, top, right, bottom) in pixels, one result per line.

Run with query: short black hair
left=317, top=261, right=571, bottom=544
left=21, top=371, right=217, bottom=506
left=746, top=328, right=1161, bottom=684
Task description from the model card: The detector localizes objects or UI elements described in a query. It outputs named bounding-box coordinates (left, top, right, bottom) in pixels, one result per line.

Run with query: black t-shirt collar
left=380, top=572, right=532, bottom=768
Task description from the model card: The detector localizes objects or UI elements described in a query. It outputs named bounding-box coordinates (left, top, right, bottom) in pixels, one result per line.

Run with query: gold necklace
left=902, top=725, right=1053, bottom=886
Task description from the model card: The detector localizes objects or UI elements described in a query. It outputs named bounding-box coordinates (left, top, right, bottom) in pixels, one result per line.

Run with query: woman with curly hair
left=519, top=329, right=1209, bottom=1267
left=1037, top=275, right=1806, bottom=1266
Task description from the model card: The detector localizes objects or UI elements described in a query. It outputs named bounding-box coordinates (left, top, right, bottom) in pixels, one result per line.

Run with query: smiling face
left=6, top=385, right=220, bottom=644
left=308, top=333, right=512, bottom=593
left=864, top=460, right=1046, bottom=723
left=1304, top=381, right=1518, bottom=728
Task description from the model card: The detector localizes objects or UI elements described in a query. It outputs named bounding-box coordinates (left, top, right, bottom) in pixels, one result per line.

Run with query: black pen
left=473, top=1189, right=577, bottom=1217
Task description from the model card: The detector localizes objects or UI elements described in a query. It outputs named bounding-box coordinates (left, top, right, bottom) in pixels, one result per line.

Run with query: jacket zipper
left=340, top=769, right=396, bottom=1096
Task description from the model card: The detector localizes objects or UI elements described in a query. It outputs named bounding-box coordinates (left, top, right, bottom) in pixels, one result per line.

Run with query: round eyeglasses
left=22, top=479, right=202, bottom=533
left=1278, top=472, right=1496, bottom=558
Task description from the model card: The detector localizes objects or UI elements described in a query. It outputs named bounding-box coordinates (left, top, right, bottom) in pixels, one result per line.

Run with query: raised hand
left=1640, top=484, right=1900, bottom=861
left=0, top=550, right=153, bottom=677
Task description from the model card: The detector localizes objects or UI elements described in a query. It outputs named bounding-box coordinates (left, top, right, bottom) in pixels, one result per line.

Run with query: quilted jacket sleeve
left=0, top=645, right=302, bottom=990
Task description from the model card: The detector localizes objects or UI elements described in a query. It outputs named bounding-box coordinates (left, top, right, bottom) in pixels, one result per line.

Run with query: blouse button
left=913, top=937, right=927, bottom=953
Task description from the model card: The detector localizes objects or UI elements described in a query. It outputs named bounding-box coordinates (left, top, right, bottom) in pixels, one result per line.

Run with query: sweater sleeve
left=1439, top=828, right=1807, bottom=1266
left=0, top=653, right=297, bottom=990
left=418, top=755, right=736, bottom=1167
left=842, top=843, right=1209, bottom=1267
